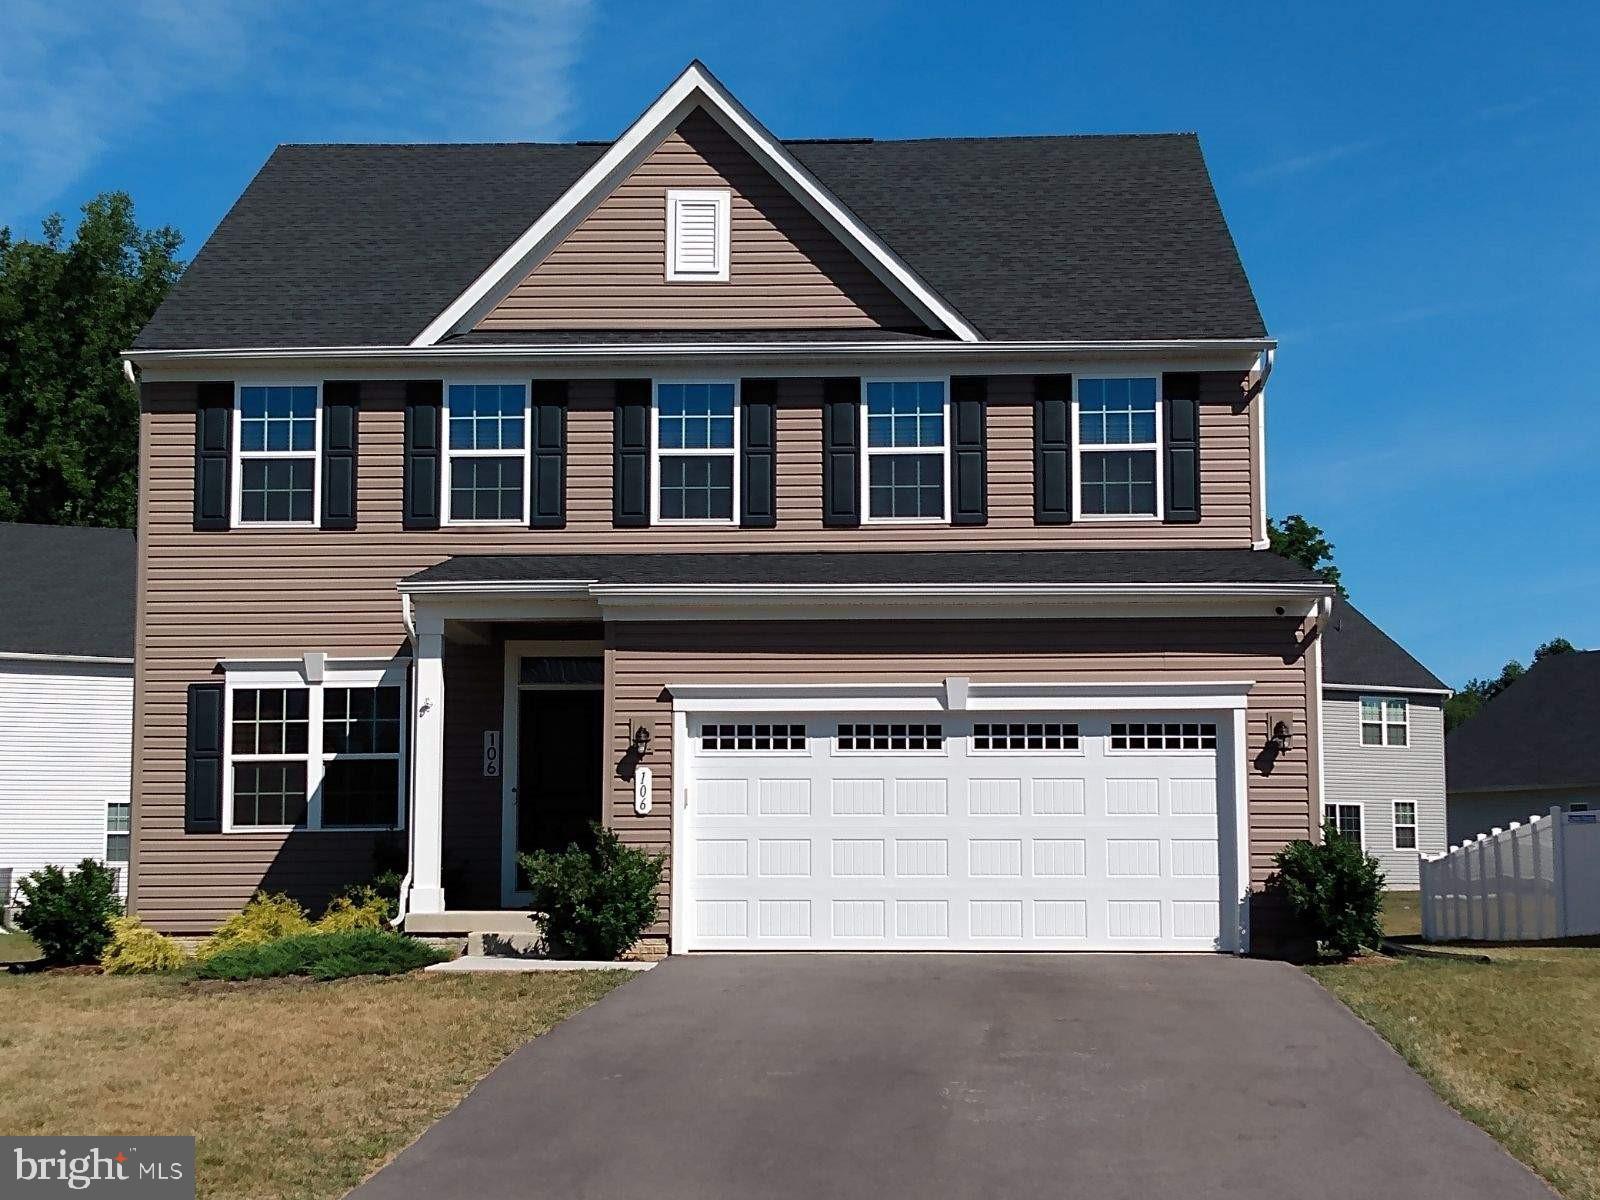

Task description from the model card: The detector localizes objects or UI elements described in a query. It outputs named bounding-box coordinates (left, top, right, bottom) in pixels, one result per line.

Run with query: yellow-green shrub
left=100, top=916, right=185, bottom=974
left=195, top=892, right=311, bottom=962
left=316, top=887, right=392, bottom=934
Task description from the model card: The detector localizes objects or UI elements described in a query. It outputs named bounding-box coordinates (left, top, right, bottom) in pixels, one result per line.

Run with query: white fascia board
left=668, top=679, right=1255, bottom=714
left=125, top=338, right=1277, bottom=376
left=0, top=650, right=134, bottom=666
left=1322, top=682, right=1453, bottom=697
left=407, top=61, right=979, bottom=347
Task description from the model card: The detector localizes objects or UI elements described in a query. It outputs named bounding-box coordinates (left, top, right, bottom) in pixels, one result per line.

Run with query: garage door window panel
left=835, top=722, right=945, bottom=752
left=972, top=722, right=1081, bottom=753
left=1108, top=722, right=1217, bottom=752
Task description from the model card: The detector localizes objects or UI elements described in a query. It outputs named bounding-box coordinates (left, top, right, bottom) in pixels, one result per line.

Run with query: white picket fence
left=1420, top=807, right=1600, bottom=941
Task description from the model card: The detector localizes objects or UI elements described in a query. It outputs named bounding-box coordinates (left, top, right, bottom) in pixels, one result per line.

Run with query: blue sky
left=4, top=0, right=1596, bottom=684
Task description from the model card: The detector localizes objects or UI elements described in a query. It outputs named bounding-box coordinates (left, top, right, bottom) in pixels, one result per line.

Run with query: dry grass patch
left=1381, top=890, right=1421, bottom=937
left=0, top=969, right=630, bottom=1199
left=1311, top=946, right=1600, bottom=1199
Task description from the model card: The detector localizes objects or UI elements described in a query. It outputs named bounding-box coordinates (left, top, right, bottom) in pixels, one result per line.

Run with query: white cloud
left=0, top=0, right=594, bottom=226
left=1241, top=138, right=1381, bottom=185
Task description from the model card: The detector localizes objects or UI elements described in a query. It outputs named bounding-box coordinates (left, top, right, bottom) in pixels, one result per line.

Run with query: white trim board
left=409, top=61, right=980, bottom=346
left=128, top=340, right=1276, bottom=375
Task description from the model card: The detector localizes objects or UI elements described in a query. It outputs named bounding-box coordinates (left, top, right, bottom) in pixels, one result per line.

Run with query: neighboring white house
left=1320, top=599, right=1450, bottom=889
left=0, top=523, right=135, bottom=913
left=1446, top=649, right=1599, bottom=844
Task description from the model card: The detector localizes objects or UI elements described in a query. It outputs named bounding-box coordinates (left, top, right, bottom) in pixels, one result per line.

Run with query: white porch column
left=409, top=611, right=446, bottom=914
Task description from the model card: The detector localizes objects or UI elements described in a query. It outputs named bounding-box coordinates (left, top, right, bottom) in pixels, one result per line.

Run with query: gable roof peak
left=409, top=60, right=982, bottom=347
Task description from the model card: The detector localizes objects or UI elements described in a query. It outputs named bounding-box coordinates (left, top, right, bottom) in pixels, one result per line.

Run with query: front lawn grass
left=0, top=969, right=630, bottom=1199
left=0, top=930, right=40, bottom=963
left=1311, top=945, right=1600, bottom=1200
left=1381, top=889, right=1421, bottom=937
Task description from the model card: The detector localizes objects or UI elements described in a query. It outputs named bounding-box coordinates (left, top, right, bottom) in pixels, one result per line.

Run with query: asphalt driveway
left=352, top=955, right=1552, bottom=1200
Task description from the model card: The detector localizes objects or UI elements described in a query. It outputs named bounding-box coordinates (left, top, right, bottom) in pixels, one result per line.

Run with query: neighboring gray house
left=1320, top=599, right=1449, bottom=888
left=1446, top=650, right=1599, bottom=843
left=0, top=523, right=136, bottom=910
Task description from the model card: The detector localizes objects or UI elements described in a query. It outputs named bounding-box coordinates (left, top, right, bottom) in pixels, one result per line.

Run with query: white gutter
left=396, top=579, right=1332, bottom=600
left=123, top=337, right=1277, bottom=369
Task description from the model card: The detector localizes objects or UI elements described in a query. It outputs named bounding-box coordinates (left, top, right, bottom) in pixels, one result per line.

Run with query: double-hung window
left=1323, top=803, right=1363, bottom=846
left=105, top=801, right=130, bottom=866
left=1076, top=376, right=1160, bottom=518
left=1393, top=801, right=1418, bottom=850
left=236, top=385, right=319, bottom=525
left=1360, top=696, right=1408, bottom=746
left=864, top=379, right=947, bottom=521
left=225, top=662, right=407, bottom=832
left=654, top=382, right=737, bottom=522
left=446, top=383, right=527, bottom=522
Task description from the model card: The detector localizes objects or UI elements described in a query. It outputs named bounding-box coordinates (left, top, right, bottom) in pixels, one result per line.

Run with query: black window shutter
left=185, top=682, right=224, bottom=833
left=613, top=379, right=651, bottom=528
left=320, top=381, right=359, bottom=531
left=740, top=378, right=777, bottom=528
left=822, top=377, right=861, bottom=527
left=403, top=380, right=442, bottom=530
left=192, top=381, right=233, bottom=531
left=1033, top=374, right=1073, bottom=524
left=1164, top=372, right=1201, bottom=524
left=530, top=379, right=568, bottom=529
left=950, top=375, right=988, bottom=526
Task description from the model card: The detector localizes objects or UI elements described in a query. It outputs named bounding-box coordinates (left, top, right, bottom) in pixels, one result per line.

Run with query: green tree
left=1445, top=637, right=1581, bottom=732
left=1268, top=513, right=1347, bottom=596
left=0, top=193, right=182, bottom=527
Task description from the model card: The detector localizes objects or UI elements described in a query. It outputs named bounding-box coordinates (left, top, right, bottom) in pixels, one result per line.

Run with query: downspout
left=390, top=592, right=418, bottom=929
left=1250, top=348, right=1275, bottom=550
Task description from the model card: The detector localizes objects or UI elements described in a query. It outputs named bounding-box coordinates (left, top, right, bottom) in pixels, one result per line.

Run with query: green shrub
left=100, top=916, right=186, bottom=974
left=14, top=860, right=123, bottom=964
left=1267, top=824, right=1386, bottom=958
left=518, top=823, right=664, bottom=960
left=317, top=886, right=393, bottom=933
left=195, top=892, right=312, bottom=962
left=195, top=930, right=446, bottom=981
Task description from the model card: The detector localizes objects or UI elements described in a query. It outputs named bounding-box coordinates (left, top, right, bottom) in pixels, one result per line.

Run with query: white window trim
left=860, top=375, right=952, bottom=525
left=1392, top=800, right=1418, bottom=851
left=650, top=379, right=741, bottom=526
left=1358, top=694, right=1410, bottom=748
left=232, top=382, right=322, bottom=529
left=221, top=660, right=409, bottom=834
left=443, top=380, right=532, bottom=526
left=665, top=187, right=731, bottom=282
left=1323, top=802, right=1365, bottom=849
left=1071, top=373, right=1164, bottom=522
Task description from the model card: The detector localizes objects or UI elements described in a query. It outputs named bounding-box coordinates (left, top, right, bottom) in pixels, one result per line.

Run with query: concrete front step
left=467, top=930, right=543, bottom=958
left=404, top=910, right=539, bottom=936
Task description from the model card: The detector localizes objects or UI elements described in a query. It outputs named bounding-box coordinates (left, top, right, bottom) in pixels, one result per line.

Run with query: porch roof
left=400, top=548, right=1324, bottom=590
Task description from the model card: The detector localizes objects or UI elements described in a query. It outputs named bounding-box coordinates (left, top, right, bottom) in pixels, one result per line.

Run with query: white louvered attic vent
left=666, top=188, right=731, bottom=281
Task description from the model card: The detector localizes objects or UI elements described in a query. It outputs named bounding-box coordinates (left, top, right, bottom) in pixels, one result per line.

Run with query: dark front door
left=517, top=689, right=605, bottom=869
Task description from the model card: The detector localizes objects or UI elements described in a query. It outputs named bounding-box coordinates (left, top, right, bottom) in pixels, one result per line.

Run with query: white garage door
left=680, top=712, right=1233, bottom=951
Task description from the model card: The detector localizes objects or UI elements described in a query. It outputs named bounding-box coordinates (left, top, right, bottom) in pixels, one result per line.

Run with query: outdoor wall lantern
left=630, top=722, right=652, bottom=754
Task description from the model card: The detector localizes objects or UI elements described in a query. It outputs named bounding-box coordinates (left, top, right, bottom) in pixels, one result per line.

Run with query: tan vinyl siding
left=1322, top=691, right=1447, bottom=888
left=606, top=617, right=1317, bottom=937
left=479, top=109, right=924, bottom=331
left=133, top=372, right=1272, bottom=931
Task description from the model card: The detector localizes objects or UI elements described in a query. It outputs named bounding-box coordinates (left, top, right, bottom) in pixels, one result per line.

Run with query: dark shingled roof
left=0, top=523, right=136, bottom=659
left=135, top=132, right=1264, bottom=349
left=1447, top=651, right=1600, bottom=793
left=402, top=548, right=1320, bottom=588
left=1320, top=599, right=1448, bottom=692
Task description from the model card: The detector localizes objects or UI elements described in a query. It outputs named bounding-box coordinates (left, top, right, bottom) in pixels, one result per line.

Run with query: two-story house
left=123, top=62, right=1332, bottom=956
